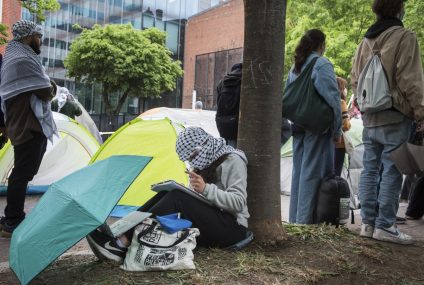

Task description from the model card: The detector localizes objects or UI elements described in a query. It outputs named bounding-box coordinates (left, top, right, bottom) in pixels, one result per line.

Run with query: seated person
left=87, top=127, right=250, bottom=263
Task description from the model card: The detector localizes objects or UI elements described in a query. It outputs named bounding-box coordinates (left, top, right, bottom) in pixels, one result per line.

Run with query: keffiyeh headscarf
left=12, top=20, right=43, bottom=41
left=176, top=127, right=246, bottom=170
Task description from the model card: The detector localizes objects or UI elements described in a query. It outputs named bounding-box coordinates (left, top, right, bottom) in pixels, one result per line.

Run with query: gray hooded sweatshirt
left=202, top=153, right=250, bottom=228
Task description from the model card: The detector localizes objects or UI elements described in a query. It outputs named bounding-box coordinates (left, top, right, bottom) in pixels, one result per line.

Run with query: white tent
left=75, top=101, right=103, bottom=144
left=140, top=107, right=220, bottom=137
left=280, top=118, right=364, bottom=209
left=0, top=112, right=100, bottom=193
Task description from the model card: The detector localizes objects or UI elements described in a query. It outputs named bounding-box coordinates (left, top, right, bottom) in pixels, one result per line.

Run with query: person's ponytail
left=294, top=29, right=326, bottom=74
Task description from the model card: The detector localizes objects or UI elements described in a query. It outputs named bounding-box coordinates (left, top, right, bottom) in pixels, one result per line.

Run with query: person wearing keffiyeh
left=0, top=20, right=57, bottom=237
left=86, top=127, right=250, bottom=262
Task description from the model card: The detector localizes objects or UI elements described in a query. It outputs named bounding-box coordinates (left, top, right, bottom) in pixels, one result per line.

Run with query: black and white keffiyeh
left=176, top=127, right=246, bottom=170
left=12, top=20, right=43, bottom=41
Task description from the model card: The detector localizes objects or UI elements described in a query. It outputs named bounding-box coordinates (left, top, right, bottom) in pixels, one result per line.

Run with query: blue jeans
left=359, top=119, right=411, bottom=229
left=289, top=131, right=334, bottom=224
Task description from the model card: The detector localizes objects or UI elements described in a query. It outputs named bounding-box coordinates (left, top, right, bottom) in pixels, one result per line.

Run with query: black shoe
left=86, top=229, right=127, bottom=263
left=0, top=217, right=18, bottom=238
left=396, top=216, right=407, bottom=225
left=0, top=217, right=5, bottom=231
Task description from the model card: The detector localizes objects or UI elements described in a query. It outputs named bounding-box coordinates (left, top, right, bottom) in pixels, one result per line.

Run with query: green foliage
left=0, top=24, right=8, bottom=46
left=21, top=0, right=60, bottom=22
left=64, top=24, right=183, bottom=115
left=285, top=0, right=424, bottom=80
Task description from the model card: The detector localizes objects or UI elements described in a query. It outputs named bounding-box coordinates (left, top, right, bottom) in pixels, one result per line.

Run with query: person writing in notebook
left=87, top=127, right=250, bottom=263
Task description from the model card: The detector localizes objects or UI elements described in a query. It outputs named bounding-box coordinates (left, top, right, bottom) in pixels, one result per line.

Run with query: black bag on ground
left=215, top=70, right=242, bottom=140
left=282, top=57, right=333, bottom=134
left=314, top=176, right=350, bottom=226
left=405, top=175, right=424, bottom=219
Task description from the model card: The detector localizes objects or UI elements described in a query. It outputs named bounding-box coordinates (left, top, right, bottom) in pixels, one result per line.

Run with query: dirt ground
left=1, top=224, right=424, bottom=285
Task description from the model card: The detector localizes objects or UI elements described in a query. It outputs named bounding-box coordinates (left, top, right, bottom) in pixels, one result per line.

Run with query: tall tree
left=21, top=0, right=60, bottom=22
left=64, top=24, right=183, bottom=121
left=238, top=0, right=287, bottom=242
left=284, top=0, right=424, bottom=80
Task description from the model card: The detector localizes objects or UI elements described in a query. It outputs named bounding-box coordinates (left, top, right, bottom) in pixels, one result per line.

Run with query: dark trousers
left=334, top=148, right=345, bottom=177
left=133, top=190, right=247, bottom=248
left=406, top=176, right=424, bottom=219
left=5, top=133, right=47, bottom=224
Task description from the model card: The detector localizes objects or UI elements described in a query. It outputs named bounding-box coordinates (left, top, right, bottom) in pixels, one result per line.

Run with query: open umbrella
left=9, top=155, right=152, bottom=285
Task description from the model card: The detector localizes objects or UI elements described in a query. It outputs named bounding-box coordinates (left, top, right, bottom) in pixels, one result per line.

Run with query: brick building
left=0, top=0, right=21, bottom=54
left=182, top=0, right=244, bottom=109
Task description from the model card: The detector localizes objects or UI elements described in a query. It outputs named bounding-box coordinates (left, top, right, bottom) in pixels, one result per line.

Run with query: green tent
left=90, top=118, right=188, bottom=208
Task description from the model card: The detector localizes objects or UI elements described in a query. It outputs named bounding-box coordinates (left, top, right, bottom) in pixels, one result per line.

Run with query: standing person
left=0, top=20, right=57, bottom=237
left=351, top=0, right=424, bottom=244
left=286, top=29, right=342, bottom=224
left=87, top=127, right=250, bottom=262
left=334, top=77, right=351, bottom=176
left=215, top=63, right=242, bottom=148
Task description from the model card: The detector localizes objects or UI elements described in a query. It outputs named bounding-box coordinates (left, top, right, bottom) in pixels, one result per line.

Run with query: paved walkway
left=1, top=194, right=423, bottom=270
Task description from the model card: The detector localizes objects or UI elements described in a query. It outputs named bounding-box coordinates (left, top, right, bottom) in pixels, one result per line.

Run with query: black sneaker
left=86, top=229, right=127, bottom=263
left=0, top=217, right=20, bottom=238
left=396, top=216, right=407, bottom=225
left=0, top=217, right=5, bottom=231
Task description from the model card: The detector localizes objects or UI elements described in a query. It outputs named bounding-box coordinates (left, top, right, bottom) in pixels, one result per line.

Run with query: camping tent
left=140, top=107, right=219, bottom=137
left=280, top=118, right=364, bottom=208
left=0, top=112, right=100, bottom=193
left=75, top=101, right=103, bottom=144
left=90, top=108, right=221, bottom=215
left=90, top=118, right=187, bottom=211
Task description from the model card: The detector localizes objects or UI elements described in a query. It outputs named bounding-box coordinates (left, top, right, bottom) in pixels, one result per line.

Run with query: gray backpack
left=356, top=40, right=392, bottom=113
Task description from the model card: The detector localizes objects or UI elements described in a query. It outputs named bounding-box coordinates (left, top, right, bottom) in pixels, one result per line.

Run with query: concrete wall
left=182, top=0, right=244, bottom=108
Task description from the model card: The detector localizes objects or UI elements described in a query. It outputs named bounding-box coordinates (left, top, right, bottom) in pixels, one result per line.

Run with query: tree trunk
left=101, top=85, right=113, bottom=117
left=238, top=0, right=287, bottom=243
left=114, top=89, right=131, bottom=116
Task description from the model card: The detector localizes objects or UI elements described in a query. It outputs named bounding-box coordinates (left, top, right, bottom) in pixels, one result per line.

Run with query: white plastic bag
left=121, top=218, right=200, bottom=271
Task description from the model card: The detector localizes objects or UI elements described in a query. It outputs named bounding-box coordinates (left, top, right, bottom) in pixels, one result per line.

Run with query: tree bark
left=114, top=88, right=131, bottom=115
left=238, top=0, right=287, bottom=243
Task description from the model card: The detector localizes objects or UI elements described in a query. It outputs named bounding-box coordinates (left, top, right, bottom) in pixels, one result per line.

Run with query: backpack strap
left=364, top=39, right=381, bottom=56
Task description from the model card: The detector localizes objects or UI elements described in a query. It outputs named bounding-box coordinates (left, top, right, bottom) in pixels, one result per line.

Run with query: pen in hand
left=185, top=170, right=206, bottom=194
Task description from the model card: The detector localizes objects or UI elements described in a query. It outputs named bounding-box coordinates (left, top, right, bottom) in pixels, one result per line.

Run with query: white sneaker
left=360, top=224, right=374, bottom=238
left=373, top=225, right=414, bottom=245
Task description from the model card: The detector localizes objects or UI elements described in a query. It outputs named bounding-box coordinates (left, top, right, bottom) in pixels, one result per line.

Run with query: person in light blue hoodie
left=285, top=29, right=342, bottom=224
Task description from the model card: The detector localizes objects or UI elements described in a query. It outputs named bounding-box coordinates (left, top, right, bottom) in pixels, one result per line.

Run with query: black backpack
left=215, top=69, right=242, bottom=140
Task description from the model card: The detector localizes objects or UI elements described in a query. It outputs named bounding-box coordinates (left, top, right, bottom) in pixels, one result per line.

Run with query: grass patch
left=284, top=223, right=355, bottom=242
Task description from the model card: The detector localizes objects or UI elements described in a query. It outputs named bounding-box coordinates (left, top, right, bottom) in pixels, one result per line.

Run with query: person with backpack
left=285, top=29, right=342, bottom=224
left=351, top=0, right=424, bottom=244
left=215, top=63, right=242, bottom=147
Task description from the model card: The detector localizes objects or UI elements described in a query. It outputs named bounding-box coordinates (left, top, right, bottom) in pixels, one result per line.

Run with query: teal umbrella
left=9, top=155, right=152, bottom=285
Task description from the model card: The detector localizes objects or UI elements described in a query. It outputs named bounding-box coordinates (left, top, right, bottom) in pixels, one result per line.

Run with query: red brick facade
left=0, top=0, right=22, bottom=54
left=182, top=0, right=244, bottom=108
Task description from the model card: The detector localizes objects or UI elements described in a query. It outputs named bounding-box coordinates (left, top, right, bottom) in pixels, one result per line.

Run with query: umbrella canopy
left=9, top=155, right=152, bottom=285
left=390, top=142, right=424, bottom=175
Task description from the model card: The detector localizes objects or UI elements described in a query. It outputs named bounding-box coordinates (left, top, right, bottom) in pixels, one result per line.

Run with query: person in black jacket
left=215, top=63, right=242, bottom=147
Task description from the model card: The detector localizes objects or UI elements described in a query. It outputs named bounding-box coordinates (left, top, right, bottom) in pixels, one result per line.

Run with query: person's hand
left=186, top=170, right=206, bottom=194
left=333, top=135, right=342, bottom=144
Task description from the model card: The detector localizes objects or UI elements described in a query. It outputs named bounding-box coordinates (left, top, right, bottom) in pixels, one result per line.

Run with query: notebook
left=151, top=180, right=213, bottom=206
left=103, top=211, right=152, bottom=238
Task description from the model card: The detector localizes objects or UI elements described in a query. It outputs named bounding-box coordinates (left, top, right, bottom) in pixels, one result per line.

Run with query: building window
left=194, top=48, right=243, bottom=110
